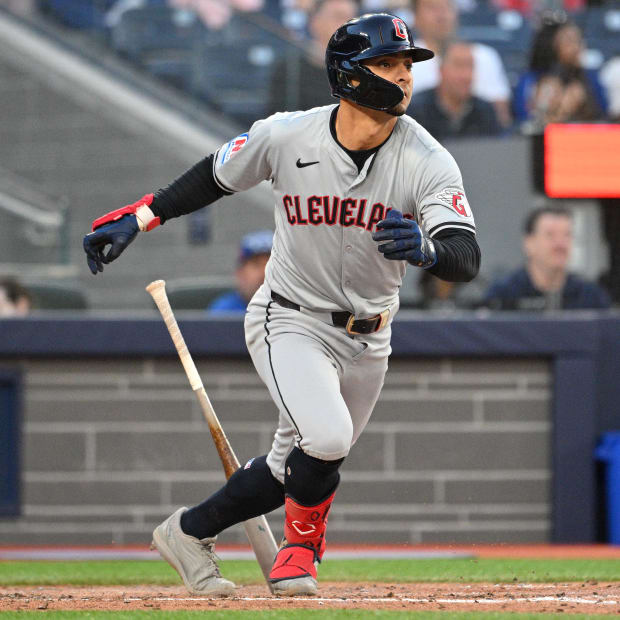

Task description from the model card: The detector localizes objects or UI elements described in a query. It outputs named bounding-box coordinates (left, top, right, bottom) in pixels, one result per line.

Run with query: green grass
left=1, top=558, right=619, bottom=586
left=0, top=612, right=615, bottom=620
left=1, top=560, right=618, bottom=619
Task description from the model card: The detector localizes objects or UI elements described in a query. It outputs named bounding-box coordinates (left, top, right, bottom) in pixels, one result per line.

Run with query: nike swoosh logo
left=296, top=158, right=319, bottom=168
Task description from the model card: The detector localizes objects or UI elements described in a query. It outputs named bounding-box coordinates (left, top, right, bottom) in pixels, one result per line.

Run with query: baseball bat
left=146, top=279, right=278, bottom=592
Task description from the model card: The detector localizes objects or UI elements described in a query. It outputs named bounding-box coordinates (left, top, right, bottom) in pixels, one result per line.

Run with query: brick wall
left=0, top=356, right=551, bottom=545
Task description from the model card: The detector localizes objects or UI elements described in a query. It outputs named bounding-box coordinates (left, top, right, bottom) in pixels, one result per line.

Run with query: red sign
left=545, top=124, right=620, bottom=198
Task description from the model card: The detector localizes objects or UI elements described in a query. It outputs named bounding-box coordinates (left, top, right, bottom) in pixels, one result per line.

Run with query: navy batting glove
left=83, top=214, right=139, bottom=275
left=372, top=210, right=437, bottom=268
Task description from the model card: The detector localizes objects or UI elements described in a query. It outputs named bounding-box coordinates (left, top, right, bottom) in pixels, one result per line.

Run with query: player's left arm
left=372, top=148, right=480, bottom=282
left=372, top=211, right=480, bottom=282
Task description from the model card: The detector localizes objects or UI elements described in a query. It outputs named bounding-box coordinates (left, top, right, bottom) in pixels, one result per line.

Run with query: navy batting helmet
left=325, top=13, right=433, bottom=112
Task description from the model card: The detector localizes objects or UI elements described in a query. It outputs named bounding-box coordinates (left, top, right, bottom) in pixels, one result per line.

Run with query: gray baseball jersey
left=214, top=104, right=476, bottom=318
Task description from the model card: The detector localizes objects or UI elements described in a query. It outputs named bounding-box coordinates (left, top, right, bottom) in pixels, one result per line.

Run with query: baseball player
left=83, top=13, right=480, bottom=597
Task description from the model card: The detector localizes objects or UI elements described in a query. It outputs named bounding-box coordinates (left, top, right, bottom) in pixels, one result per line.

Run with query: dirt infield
left=2, top=582, right=619, bottom=614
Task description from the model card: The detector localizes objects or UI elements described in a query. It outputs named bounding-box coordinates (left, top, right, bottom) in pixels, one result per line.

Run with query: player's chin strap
left=91, top=193, right=160, bottom=232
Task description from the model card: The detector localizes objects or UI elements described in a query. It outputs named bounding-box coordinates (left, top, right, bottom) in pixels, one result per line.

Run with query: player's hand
left=83, top=214, right=139, bottom=275
left=372, top=210, right=437, bottom=268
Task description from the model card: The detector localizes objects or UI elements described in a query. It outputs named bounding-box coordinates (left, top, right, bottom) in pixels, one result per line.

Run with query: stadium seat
left=41, top=0, right=116, bottom=30
left=111, top=5, right=207, bottom=91
left=111, top=6, right=205, bottom=63
left=192, top=15, right=288, bottom=125
left=25, top=282, right=88, bottom=310
left=583, top=5, right=620, bottom=60
left=458, top=8, right=531, bottom=53
left=163, top=278, right=235, bottom=311
left=458, top=2, right=503, bottom=28
left=193, top=42, right=277, bottom=125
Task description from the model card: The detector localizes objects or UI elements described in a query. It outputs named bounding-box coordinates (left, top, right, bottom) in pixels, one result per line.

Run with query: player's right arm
left=83, top=119, right=274, bottom=275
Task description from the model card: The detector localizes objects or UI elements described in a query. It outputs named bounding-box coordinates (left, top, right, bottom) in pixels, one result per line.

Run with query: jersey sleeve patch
left=220, top=133, right=249, bottom=164
left=434, top=187, right=471, bottom=218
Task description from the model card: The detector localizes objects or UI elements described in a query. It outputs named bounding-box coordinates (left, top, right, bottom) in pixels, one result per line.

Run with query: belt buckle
left=345, top=308, right=390, bottom=335
left=345, top=314, right=358, bottom=335
left=376, top=308, right=390, bottom=332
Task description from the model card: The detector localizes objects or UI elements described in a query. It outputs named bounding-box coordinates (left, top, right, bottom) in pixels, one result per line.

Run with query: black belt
left=270, top=291, right=389, bottom=335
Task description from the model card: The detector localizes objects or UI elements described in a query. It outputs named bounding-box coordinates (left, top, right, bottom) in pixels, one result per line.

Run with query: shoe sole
left=270, top=576, right=318, bottom=597
left=151, top=529, right=235, bottom=597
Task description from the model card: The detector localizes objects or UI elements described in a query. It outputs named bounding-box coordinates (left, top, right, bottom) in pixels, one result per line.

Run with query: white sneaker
left=151, top=507, right=236, bottom=597
left=271, top=575, right=318, bottom=596
left=269, top=543, right=319, bottom=596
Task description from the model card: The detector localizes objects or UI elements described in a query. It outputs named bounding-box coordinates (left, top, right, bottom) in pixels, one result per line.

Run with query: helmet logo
left=392, top=18, right=409, bottom=41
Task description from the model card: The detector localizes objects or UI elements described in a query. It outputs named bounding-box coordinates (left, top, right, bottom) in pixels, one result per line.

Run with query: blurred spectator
left=408, top=40, right=502, bottom=140
left=483, top=206, right=611, bottom=310
left=171, top=0, right=264, bottom=30
left=601, top=56, right=620, bottom=122
left=268, top=0, right=358, bottom=113
left=410, top=0, right=512, bottom=126
left=208, top=230, right=273, bottom=313
left=0, top=277, right=32, bottom=317
left=513, top=17, right=607, bottom=127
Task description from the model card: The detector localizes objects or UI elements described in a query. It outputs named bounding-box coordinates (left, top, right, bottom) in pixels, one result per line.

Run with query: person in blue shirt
left=208, top=230, right=273, bottom=314
left=483, top=206, right=611, bottom=311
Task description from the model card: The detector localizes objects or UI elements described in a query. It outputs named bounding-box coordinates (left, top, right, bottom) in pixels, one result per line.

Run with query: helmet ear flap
left=334, top=61, right=405, bottom=111
left=336, top=59, right=360, bottom=90
left=352, top=64, right=405, bottom=110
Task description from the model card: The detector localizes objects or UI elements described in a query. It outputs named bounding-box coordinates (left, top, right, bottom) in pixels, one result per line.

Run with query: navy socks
left=180, top=455, right=284, bottom=539
left=179, top=448, right=345, bottom=539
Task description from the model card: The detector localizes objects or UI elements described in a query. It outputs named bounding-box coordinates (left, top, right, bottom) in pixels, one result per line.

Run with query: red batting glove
left=92, top=193, right=160, bottom=232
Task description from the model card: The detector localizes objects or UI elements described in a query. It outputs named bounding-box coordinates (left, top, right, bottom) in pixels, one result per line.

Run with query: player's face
left=362, top=53, right=414, bottom=116
left=525, top=214, right=573, bottom=272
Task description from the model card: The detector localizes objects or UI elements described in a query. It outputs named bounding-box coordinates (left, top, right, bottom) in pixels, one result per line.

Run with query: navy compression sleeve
left=149, top=154, right=230, bottom=224
left=428, top=229, right=480, bottom=282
